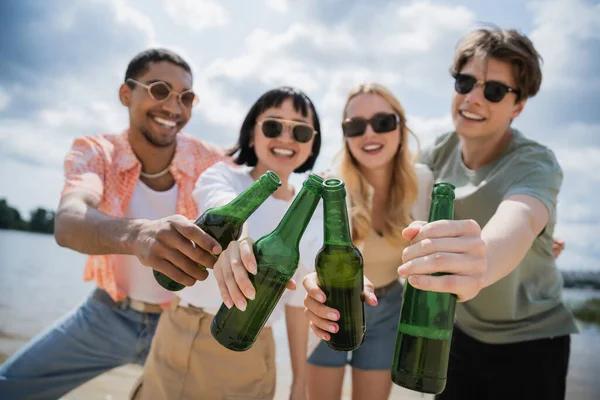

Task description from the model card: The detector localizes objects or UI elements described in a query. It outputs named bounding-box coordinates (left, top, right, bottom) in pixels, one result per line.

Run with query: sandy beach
left=2, top=322, right=599, bottom=400
left=0, top=321, right=434, bottom=400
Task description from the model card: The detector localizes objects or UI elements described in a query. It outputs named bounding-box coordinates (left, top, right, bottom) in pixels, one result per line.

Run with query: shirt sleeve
left=417, top=141, right=435, bottom=169
left=192, top=161, right=240, bottom=214
left=504, top=162, right=563, bottom=218
left=61, top=136, right=105, bottom=198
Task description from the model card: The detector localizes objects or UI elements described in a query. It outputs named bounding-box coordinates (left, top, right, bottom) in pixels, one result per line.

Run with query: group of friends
left=0, top=26, right=576, bottom=400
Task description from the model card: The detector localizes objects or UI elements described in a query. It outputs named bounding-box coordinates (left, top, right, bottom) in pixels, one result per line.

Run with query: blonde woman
left=302, top=83, right=433, bottom=400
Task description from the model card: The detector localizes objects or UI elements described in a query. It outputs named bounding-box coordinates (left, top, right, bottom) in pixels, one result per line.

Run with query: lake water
left=1, top=230, right=599, bottom=399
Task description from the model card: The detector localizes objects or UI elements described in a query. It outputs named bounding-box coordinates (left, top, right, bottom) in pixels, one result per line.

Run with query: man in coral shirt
left=0, top=48, right=225, bottom=399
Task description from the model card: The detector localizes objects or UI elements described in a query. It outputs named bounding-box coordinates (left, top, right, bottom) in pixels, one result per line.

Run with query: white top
left=113, top=180, right=179, bottom=305
left=411, top=163, right=435, bottom=221
left=178, top=161, right=322, bottom=326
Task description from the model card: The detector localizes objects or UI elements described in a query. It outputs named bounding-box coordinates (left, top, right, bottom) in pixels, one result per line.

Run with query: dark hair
left=124, top=48, right=192, bottom=83
left=228, top=87, right=322, bottom=173
left=451, top=27, right=543, bottom=102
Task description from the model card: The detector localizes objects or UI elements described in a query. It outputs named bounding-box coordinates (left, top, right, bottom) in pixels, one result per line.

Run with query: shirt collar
left=114, top=130, right=138, bottom=173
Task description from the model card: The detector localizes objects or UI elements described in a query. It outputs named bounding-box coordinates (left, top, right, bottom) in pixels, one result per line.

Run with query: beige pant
left=132, top=300, right=276, bottom=400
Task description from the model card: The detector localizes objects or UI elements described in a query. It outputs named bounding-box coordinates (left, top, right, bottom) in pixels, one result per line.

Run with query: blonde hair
left=336, top=83, right=419, bottom=245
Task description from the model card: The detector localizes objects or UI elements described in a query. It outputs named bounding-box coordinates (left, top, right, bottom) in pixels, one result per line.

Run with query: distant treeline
left=0, top=198, right=55, bottom=234
left=562, top=270, right=600, bottom=290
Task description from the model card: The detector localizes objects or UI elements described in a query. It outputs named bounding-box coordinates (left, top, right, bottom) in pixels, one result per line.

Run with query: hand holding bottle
left=302, top=273, right=377, bottom=341
left=213, top=238, right=296, bottom=311
left=397, top=218, right=487, bottom=302
left=132, top=215, right=222, bottom=287
left=211, top=174, right=324, bottom=351
left=154, top=170, right=282, bottom=291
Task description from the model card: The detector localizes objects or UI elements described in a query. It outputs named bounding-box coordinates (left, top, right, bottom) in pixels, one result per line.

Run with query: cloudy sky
left=1, top=0, right=598, bottom=271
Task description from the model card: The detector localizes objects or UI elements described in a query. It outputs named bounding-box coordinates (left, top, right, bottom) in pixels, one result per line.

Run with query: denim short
left=307, top=280, right=403, bottom=370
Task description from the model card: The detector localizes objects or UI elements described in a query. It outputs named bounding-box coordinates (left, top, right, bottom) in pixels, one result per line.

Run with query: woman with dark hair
left=132, top=86, right=322, bottom=400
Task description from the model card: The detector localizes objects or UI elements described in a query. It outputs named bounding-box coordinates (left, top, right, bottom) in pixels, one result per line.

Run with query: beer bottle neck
left=323, top=197, right=352, bottom=246
left=215, top=172, right=281, bottom=220
left=427, top=197, right=454, bottom=222
left=427, top=182, right=455, bottom=222
left=272, top=185, right=321, bottom=249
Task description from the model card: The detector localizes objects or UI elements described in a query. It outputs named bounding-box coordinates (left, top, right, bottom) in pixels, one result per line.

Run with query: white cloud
left=197, top=1, right=475, bottom=142
left=165, top=0, right=229, bottom=31
left=108, top=0, right=156, bottom=45
left=554, top=148, right=600, bottom=181
left=529, top=0, right=600, bottom=90
left=408, top=114, right=453, bottom=149
left=0, top=87, right=9, bottom=111
left=381, top=2, right=474, bottom=54
left=0, top=73, right=128, bottom=171
left=266, top=0, right=289, bottom=13
left=0, top=101, right=126, bottom=171
left=210, top=24, right=359, bottom=82
left=0, top=120, right=67, bottom=169
left=554, top=222, right=600, bottom=271
left=194, top=79, right=248, bottom=132
left=0, top=158, right=65, bottom=216
left=558, top=202, right=600, bottom=223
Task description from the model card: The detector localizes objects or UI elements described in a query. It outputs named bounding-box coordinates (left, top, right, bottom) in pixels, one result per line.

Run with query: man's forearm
left=54, top=197, right=142, bottom=255
left=482, top=220, right=534, bottom=287
left=481, top=197, right=547, bottom=288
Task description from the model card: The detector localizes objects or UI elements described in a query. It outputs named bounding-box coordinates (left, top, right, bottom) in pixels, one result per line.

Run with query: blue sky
left=0, top=0, right=599, bottom=271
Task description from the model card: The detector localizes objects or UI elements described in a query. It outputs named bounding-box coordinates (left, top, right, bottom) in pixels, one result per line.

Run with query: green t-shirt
left=420, top=129, right=578, bottom=344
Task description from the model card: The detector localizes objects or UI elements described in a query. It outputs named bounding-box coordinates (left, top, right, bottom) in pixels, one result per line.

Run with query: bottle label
left=397, top=322, right=452, bottom=340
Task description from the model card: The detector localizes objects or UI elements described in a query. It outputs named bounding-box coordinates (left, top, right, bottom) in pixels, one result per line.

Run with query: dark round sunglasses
left=342, top=112, right=400, bottom=138
left=126, top=78, right=198, bottom=108
left=454, top=74, right=520, bottom=103
left=258, top=118, right=317, bottom=143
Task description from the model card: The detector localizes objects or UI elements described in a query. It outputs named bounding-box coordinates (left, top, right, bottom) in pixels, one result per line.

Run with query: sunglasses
left=126, top=78, right=199, bottom=108
left=453, top=74, right=520, bottom=103
left=342, top=113, right=400, bottom=137
left=258, top=118, right=318, bottom=143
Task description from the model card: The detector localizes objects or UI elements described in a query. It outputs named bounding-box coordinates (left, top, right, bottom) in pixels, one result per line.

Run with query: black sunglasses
left=258, top=118, right=317, bottom=143
left=453, top=74, right=520, bottom=103
left=342, top=113, right=400, bottom=138
left=126, top=78, right=198, bottom=108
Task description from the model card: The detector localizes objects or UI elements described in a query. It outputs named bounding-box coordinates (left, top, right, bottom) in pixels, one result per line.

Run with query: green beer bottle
left=391, top=182, right=456, bottom=394
left=154, top=170, right=282, bottom=291
left=316, top=178, right=365, bottom=351
left=211, top=173, right=324, bottom=351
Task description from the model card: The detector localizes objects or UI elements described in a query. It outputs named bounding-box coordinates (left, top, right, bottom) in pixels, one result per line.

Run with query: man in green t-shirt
left=413, top=28, right=577, bottom=400
left=301, top=27, right=575, bottom=400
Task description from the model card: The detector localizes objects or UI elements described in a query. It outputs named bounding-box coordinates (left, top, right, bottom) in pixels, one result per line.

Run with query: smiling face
left=120, top=61, right=193, bottom=148
left=252, top=97, right=316, bottom=177
left=452, top=56, right=526, bottom=142
left=344, top=92, right=401, bottom=171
